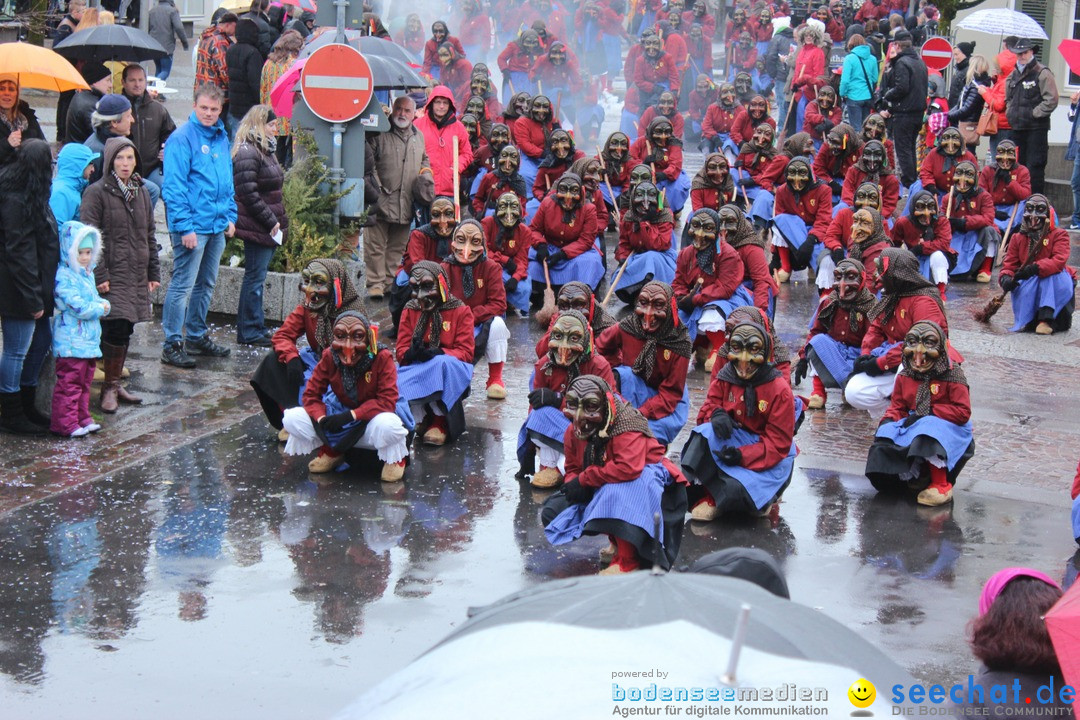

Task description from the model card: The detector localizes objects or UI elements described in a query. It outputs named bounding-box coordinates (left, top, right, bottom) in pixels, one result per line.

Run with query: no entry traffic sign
left=301, top=43, right=374, bottom=123
left=921, top=36, right=953, bottom=71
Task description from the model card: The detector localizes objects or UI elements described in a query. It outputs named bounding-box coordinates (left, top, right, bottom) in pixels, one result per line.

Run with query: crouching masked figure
left=251, top=259, right=365, bottom=439
left=946, top=160, right=1000, bottom=283
left=528, top=172, right=605, bottom=290
left=770, top=156, right=832, bottom=283
left=518, top=310, right=616, bottom=488
left=481, top=192, right=534, bottom=316
left=865, top=321, right=974, bottom=506
left=395, top=261, right=476, bottom=446
left=281, top=312, right=411, bottom=481
left=680, top=320, right=797, bottom=520
left=596, top=281, right=692, bottom=445
left=613, top=180, right=678, bottom=303
left=541, top=374, right=688, bottom=574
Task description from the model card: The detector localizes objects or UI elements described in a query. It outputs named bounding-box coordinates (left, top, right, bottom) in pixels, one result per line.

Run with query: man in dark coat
left=122, top=64, right=176, bottom=206
left=243, top=0, right=279, bottom=59
left=880, top=30, right=928, bottom=188
left=226, top=19, right=264, bottom=124
left=65, top=63, right=113, bottom=145
left=1004, top=37, right=1058, bottom=194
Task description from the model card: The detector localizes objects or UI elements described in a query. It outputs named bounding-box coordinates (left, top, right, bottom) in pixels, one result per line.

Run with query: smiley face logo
left=848, top=679, right=875, bottom=709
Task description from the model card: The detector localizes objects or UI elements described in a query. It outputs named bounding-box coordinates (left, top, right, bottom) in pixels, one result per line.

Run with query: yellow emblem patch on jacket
left=477, top=278, right=484, bottom=288
left=758, top=399, right=768, bottom=413
left=509, top=240, right=516, bottom=249
left=930, top=383, right=939, bottom=395
left=442, top=321, right=450, bottom=331
left=365, top=372, right=372, bottom=384
left=663, top=349, right=671, bottom=360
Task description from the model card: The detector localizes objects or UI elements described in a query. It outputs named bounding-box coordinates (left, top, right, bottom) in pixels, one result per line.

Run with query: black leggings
left=101, top=319, right=135, bottom=346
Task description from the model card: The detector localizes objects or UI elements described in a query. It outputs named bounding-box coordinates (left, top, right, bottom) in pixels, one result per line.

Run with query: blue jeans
left=1071, top=152, right=1080, bottom=226
left=845, top=99, right=872, bottom=132
left=0, top=316, right=52, bottom=392
left=162, top=231, right=225, bottom=347
left=154, top=54, right=174, bottom=81
left=236, top=241, right=275, bottom=342
left=145, top=167, right=163, bottom=210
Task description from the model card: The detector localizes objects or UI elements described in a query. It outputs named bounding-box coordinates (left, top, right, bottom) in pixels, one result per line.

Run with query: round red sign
left=300, top=44, right=374, bottom=123
left=921, top=36, right=954, bottom=71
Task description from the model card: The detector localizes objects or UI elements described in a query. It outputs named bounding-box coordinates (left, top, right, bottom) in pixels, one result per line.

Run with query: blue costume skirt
left=600, top=181, right=623, bottom=207
left=743, top=185, right=774, bottom=225
left=807, top=336, right=893, bottom=388
left=773, top=213, right=823, bottom=272
left=614, top=248, right=678, bottom=300
left=657, top=171, right=690, bottom=215
left=679, top=285, right=755, bottom=342
left=397, top=353, right=474, bottom=410
left=620, top=109, right=640, bottom=141
left=527, top=247, right=606, bottom=289
left=316, top=385, right=415, bottom=454
left=502, top=71, right=535, bottom=104
left=615, top=365, right=689, bottom=445
left=745, top=278, right=776, bottom=319
left=866, top=416, right=975, bottom=490
left=504, top=270, right=532, bottom=312
left=995, top=201, right=1024, bottom=234
left=709, top=132, right=739, bottom=157
left=516, top=405, right=569, bottom=466
left=1009, top=270, right=1077, bottom=332
left=519, top=154, right=539, bottom=192
left=680, top=424, right=797, bottom=513
left=949, top=229, right=982, bottom=276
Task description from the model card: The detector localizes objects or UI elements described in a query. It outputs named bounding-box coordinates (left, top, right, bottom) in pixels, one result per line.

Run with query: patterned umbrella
left=955, top=8, right=1049, bottom=41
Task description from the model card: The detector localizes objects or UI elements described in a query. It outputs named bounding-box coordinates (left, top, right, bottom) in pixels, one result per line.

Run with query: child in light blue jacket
left=51, top=221, right=110, bottom=437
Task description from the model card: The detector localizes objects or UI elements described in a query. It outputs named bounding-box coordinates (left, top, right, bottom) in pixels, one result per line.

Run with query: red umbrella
left=1045, top=579, right=1080, bottom=715
left=1058, top=39, right=1080, bottom=77
left=276, top=0, right=317, bottom=12
left=269, top=57, right=306, bottom=119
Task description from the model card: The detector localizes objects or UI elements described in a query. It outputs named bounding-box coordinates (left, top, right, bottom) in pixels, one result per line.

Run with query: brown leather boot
left=103, top=342, right=142, bottom=406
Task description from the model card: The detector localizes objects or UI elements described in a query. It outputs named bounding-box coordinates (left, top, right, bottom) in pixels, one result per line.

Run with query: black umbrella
left=357, top=36, right=417, bottom=67
left=53, top=24, right=168, bottom=63
left=300, top=32, right=425, bottom=89
left=441, top=571, right=913, bottom=691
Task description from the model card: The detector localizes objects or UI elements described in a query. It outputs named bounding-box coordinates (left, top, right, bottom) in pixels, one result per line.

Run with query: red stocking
left=613, top=538, right=641, bottom=571
left=937, top=282, right=947, bottom=302
left=487, top=361, right=505, bottom=388
left=704, top=330, right=726, bottom=354
left=927, top=464, right=951, bottom=493
left=811, top=375, right=826, bottom=398
left=977, top=256, right=992, bottom=276
left=776, top=245, right=793, bottom=273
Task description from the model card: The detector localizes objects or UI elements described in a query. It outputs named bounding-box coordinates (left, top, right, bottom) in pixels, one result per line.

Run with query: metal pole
left=139, top=0, right=149, bottom=33
left=331, top=122, right=345, bottom=226
left=334, top=0, right=346, bottom=42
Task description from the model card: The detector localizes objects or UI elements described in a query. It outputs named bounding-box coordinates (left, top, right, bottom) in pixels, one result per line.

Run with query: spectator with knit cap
left=83, top=95, right=130, bottom=179
left=65, top=63, right=113, bottom=145
left=947, top=40, right=975, bottom=109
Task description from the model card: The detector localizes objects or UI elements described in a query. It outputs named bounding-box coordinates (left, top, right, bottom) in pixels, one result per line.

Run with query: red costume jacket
left=563, top=425, right=684, bottom=488
left=638, top=107, right=685, bottom=139
left=736, top=244, right=776, bottom=314
left=729, top=43, right=757, bottom=73
left=396, top=303, right=476, bottom=364
left=825, top=18, right=845, bottom=43
left=696, top=374, right=795, bottom=470
left=736, top=150, right=782, bottom=192
left=497, top=42, right=540, bottom=73
left=401, top=228, right=450, bottom=276
left=472, top=171, right=528, bottom=216
left=442, top=258, right=506, bottom=325
left=481, top=216, right=534, bottom=281
left=918, top=150, right=979, bottom=191
left=512, top=116, right=557, bottom=159
left=729, top=107, right=774, bottom=146
left=812, top=144, right=858, bottom=186
left=423, top=35, right=465, bottom=75
left=303, top=348, right=397, bottom=422
left=587, top=187, right=611, bottom=237
left=438, top=59, right=475, bottom=106
left=596, top=325, right=689, bottom=419
left=979, top=164, right=1032, bottom=206
left=950, top=189, right=996, bottom=231
left=533, top=354, right=615, bottom=395
left=749, top=17, right=773, bottom=43
left=615, top=216, right=674, bottom=261
left=671, top=242, right=746, bottom=305
left=841, top=168, right=901, bottom=218
left=529, top=55, right=583, bottom=95
left=273, top=305, right=323, bottom=364
left=458, top=14, right=492, bottom=50
left=806, top=297, right=869, bottom=349
left=684, top=10, right=716, bottom=38
left=890, top=216, right=953, bottom=258
left=529, top=196, right=599, bottom=258
left=623, top=44, right=643, bottom=86
left=664, top=33, right=690, bottom=74
left=628, top=51, right=681, bottom=114
left=883, top=375, right=971, bottom=426
left=802, top=102, right=843, bottom=141
left=862, top=295, right=956, bottom=372
left=629, top=137, right=683, bottom=182
left=773, top=183, right=833, bottom=239
left=702, top=103, right=738, bottom=139
left=687, top=90, right=715, bottom=128
left=824, top=208, right=889, bottom=270
left=1000, top=227, right=1075, bottom=281
left=690, top=185, right=738, bottom=212
left=533, top=155, right=585, bottom=200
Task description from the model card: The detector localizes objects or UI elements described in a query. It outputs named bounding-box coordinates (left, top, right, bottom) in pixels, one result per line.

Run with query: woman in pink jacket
left=414, top=85, right=473, bottom=198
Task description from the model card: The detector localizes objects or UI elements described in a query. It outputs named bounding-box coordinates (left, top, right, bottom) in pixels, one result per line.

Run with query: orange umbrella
left=1045, top=579, right=1080, bottom=715
left=0, top=42, right=88, bottom=92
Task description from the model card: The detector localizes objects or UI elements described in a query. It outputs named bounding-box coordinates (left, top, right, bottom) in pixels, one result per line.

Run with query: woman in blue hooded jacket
left=49, top=143, right=99, bottom=226
left=839, top=35, right=878, bottom=133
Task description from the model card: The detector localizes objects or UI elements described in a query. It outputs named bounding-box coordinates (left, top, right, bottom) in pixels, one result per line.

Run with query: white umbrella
left=337, top=620, right=899, bottom=719
left=955, top=8, right=1049, bottom=41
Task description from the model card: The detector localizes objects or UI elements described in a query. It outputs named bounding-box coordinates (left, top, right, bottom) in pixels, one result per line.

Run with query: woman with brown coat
left=81, top=136, right=160, bottom=413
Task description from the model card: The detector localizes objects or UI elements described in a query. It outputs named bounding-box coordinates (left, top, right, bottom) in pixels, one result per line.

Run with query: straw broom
left=975, top=205, right=1022, bottom=323
left=535, top=259, right=558, bottom=326
left=994, top=202, right=1020, bottom=268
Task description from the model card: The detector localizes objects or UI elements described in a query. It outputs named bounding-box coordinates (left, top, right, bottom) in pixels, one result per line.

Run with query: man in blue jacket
left=160, top=83, right=237, bottom=368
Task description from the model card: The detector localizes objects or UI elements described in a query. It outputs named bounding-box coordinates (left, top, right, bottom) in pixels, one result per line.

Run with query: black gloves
left=547, top=249, right=568, bottom=266
left=528, top=387, right=561, bottom=409
left=533, top=242, right=550, bottom=260
left=949, top=217, right=966, bottom=232
left=1015, top=264, right=1039, bottom=280
left=853, top=354, right=884, bottom=376
left=793, top=357, right=809, bottom=386
left=806, top=233, right=820, bottom=247
left=642, top=152, right=660, bottom=166
left=718, top=446, right=743, bottom=466
left=813, top=121, right=827, bottom=133
left=503, top=258, right=517, bottom=275
left=563, top=478, right=595, bottom=505
left=829, top=179, right=843, bottom=196
left=403, top=344, right=441, bottom=364
left=821, top=120, right=834, bottom=134
left=505, top=277, right=519, bottom=293
left=319, top=410, right=354, bottom=434
left=677, top=293, right=696, bottom=312
left=901, top=414, right=919, bottom=428
left=999, top=274, right=1016, bottom=292
left=924, top=184, right=938, bottom=196
left=995, top=208, right=1011, bottom=220
left=287, top=357, right=306, bottom=387
left=830, top=247, right=846, bottom=264
left=710, top=409, right=735, bottom=440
